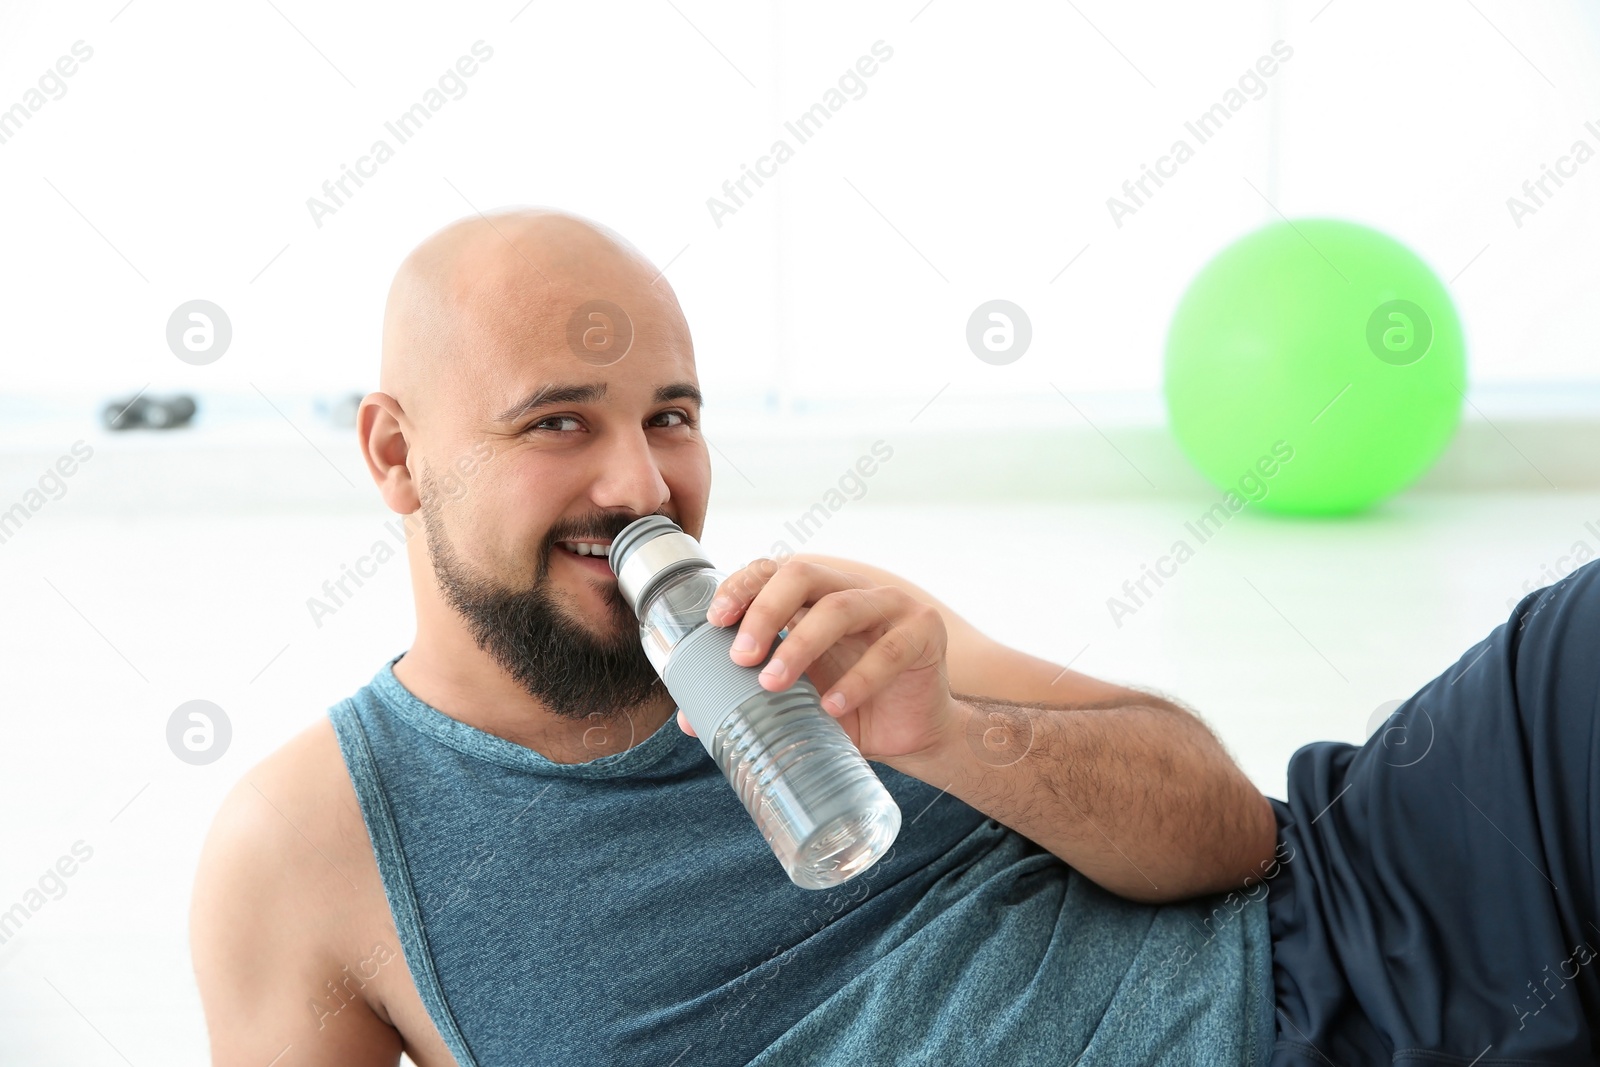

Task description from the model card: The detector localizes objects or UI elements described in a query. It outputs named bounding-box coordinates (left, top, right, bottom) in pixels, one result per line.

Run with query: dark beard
left=417, top=474, right=667, bottom=722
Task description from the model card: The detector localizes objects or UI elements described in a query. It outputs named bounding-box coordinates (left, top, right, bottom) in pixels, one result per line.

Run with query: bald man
left=188, top=209, right=1600, bottom=1066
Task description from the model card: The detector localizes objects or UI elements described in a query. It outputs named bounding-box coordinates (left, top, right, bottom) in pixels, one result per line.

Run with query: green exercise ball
left=1164, top=218, right=1466, bottom=516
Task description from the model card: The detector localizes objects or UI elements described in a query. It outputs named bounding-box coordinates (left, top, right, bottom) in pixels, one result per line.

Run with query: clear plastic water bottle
left=609, top=515, right=901, bottom=890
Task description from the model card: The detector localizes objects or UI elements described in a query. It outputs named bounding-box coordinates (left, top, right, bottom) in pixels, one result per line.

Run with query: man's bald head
left=379, top=207, right=692, bottom=432
left=359, top=206, right=711, bottom=727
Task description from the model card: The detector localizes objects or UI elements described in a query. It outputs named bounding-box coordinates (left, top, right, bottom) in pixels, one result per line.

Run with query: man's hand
left=677, top=557, right=961, bottom=764
left=681, top=554, right=1279, bottom=905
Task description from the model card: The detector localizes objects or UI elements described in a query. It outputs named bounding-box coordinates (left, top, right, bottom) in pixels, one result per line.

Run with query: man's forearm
left=880, top=692, right=1278, bottom=904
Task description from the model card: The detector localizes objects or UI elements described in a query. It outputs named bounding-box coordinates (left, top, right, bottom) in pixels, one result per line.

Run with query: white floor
left=2, top=491, right=1596, bottom=1064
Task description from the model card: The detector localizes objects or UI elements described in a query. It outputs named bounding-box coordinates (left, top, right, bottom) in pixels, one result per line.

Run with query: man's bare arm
left=791, top=553, right=1277, bottom=903
left=190, top=729, right=406, bottom=1066
left=885, top=689, right=1277, bottom=903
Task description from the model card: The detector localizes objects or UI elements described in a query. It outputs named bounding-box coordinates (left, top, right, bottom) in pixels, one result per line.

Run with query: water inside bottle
left=712, top=686, right=902, bottom=889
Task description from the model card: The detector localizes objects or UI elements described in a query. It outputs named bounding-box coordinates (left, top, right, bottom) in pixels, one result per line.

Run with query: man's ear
left=357, top=392, right=420, bottom=514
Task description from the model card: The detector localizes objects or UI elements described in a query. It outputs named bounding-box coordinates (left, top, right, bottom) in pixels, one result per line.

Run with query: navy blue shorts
left=1267, top=558, right=1600, bottom=1066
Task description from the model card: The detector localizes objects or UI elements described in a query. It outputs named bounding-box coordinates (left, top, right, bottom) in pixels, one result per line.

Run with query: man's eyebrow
left=494, top=381, right=704, bottom=423
left=655, top=381, right=704, bottom=408
left=495, top=383, right=605, bottom=423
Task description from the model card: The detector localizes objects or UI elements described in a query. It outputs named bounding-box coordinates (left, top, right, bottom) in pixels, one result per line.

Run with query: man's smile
left=555, top=538, right=616, bottom=579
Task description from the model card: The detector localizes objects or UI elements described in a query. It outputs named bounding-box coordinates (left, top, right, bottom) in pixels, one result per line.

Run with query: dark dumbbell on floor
left=101, top=393, right=198, bottom=431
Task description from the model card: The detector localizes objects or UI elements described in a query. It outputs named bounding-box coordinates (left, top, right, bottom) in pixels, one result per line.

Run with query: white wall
left=1, top=0, right=1597, bottom=417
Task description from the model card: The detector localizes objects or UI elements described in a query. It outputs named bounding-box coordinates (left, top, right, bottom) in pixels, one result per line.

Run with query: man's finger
left=708, top=557, right=784, bottom=626
left=753, top=586, right=905, bottom=692
left=727, top=561, right=867, bottom=668
left=814, top=607, right=946, bottom=715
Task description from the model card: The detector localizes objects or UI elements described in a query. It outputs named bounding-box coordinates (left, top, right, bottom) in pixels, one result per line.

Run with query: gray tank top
left=328, top=653, right=1274, bottom=1065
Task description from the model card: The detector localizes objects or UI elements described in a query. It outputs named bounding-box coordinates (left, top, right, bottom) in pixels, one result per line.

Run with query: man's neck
left=391, top=640, right=676, bottom=765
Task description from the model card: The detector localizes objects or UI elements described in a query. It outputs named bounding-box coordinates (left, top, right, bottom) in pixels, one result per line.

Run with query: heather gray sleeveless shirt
left=329, top=653, right=1275, bottom=1065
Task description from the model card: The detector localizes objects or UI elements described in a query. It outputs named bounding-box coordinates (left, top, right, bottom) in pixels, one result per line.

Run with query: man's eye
left=654, top=409, right=695, bottom=428
left=529, top=415, right=581, bottom=433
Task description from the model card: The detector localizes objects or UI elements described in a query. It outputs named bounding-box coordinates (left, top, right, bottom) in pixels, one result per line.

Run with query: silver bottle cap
left=608, top=515, right=711, bottom=616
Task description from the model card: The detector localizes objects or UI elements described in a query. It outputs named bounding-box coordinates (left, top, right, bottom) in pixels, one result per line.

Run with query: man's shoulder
left=192, top=717, right=381, bottom=958
left=212, top=717, right=371, bottom=881
left=190, top=715, right=460, bottom=1064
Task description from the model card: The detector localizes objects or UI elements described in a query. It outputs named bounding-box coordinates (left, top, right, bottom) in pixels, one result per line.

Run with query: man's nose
left=592, top=426, right=671, bottom=515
